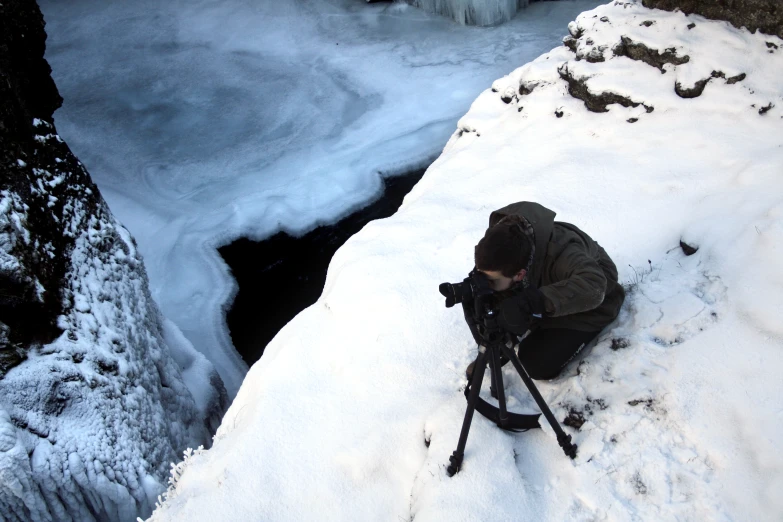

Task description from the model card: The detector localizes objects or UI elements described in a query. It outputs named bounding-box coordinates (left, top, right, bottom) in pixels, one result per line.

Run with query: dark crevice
left=558, top=64, right=653, bottom=113
left=219, top=169, right=426, bottom=366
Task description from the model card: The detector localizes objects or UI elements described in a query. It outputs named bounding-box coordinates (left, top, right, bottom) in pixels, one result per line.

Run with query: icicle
left=404, top=0, right=530, bottom=26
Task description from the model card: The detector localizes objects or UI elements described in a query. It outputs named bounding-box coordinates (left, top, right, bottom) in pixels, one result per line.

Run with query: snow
left=145, top=2, right=783, bottom=521
left=40, top=0, right=605, bottom=398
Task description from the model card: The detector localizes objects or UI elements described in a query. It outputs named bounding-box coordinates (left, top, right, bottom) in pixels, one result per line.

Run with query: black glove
left=496, top=286, right=547, bottom=334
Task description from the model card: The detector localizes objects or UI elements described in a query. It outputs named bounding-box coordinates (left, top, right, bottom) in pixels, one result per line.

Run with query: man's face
left=479, top=269, right=525, bottom=292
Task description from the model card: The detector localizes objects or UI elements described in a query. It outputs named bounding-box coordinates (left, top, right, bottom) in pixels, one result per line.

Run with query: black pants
left=516, top=328, right=601, bottom=380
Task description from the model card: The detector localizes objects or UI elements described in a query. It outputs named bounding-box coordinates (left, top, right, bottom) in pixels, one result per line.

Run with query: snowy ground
left=40, top=0, right=603, bottom=397
left=145, top=2, right=783, bottom=521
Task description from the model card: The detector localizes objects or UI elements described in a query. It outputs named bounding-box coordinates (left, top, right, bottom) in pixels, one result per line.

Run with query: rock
left=642, top=0, right=783, bottom=39
left=558, top=63, right=653, bottom=113
left=679, top=240, right=699, bottom=256
left=614, top=36, right=690, bottom=73
left=675, top=77, right=710, bottom=98
left=0, top=0, right=228, bottom=520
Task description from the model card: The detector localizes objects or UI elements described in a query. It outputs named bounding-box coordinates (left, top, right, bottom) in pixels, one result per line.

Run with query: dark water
left=219, top=169, right=425, bottom=365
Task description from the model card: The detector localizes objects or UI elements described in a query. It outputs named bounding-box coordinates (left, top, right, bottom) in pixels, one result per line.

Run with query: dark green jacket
left=489, top=202, right=625, bottom=332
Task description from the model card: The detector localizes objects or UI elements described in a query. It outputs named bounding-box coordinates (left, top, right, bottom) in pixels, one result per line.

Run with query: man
left=467, top=201, right=625, bottom=380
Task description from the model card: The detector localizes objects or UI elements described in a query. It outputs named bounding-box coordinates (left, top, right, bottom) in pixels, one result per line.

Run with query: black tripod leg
left=499, top=343, right=578, bottom=459
left=490, top=344, right=509, bottom=427
left=447, top=346, right=489, bottom=477
left=488, top=347, right=499, bottom=399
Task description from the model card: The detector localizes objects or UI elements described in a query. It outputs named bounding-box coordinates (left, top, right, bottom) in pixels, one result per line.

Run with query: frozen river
left=41, top=0, right=603, bottom=397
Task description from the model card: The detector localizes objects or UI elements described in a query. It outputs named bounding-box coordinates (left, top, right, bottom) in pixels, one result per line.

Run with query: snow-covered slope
left=0, top=1, right=228, bottom=520
left=148, top=2, right=783, bottom=521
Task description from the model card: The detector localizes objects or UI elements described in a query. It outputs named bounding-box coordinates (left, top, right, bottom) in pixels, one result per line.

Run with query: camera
left=439, top=269, right=494, bottom=308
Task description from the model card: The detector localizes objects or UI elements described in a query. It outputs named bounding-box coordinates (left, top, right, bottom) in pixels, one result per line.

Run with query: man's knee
left=518, top=357, right=561, bottom=380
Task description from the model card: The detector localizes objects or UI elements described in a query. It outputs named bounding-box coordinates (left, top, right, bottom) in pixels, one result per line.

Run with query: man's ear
left=513, top=269, right=527, bottom=282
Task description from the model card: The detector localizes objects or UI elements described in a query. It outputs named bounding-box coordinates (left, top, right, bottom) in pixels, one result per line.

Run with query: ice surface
left=145, top=3, right=783, bottom=521
left=40, top=0, right=604, bottom=397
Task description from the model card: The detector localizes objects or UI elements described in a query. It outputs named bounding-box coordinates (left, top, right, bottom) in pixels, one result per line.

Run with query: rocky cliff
left=0, top=0, right=228, bottom=520
left=642, top=0, right=783, bottom=38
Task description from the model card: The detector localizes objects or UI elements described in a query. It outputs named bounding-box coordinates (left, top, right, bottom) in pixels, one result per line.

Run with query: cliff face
left=642, top=0, right=783, bottom=38
left=0, top=0, right=65, bottom=373
left=0, top=1, right=228, bottom=521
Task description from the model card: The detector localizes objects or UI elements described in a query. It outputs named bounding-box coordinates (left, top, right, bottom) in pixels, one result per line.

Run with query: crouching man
left=467, top=201, right=625, bottom=380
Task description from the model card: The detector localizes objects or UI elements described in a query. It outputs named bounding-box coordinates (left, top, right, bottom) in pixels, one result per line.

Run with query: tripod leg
left=447, top=346, right=489, bottom=477
left=488, top=348, right=497, bottom=399
left=499, top=343, right=578, bottom=459
left=490, top=344, right=509, bottom=427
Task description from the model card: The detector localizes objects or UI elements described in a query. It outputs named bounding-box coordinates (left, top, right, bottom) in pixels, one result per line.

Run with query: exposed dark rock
left=563, top=35, right=579, bottom=52
left=627, top=117, right=639, bottom=123
left=675, top=77, right=710, bottom=98
left=726, top=72, right=747, bottom=84
left=600, top=16, right=610, bottom=22
left=642, top=0, right=783, bottom=39
left=614, top=36, right=690, bottom=73
left=518, top=82, right=538, bottom=96
left=563, top=23, right=585, bottom=53
left=641, top=20, right=656, bottom=27
left=679, top=240, right=699, bottom=256
left=563, top=397, right=607, bottom=431
left=628, top=397, right=657, bottom=411
left=0, top=0, right=68, bottom=373
left=687, top=22, right=697, bottom=29
left=569, top=23, right=586, bottom=39
left=709, top=70, right=747, bottom=84
left=768, top=41, right=780, bottom=49
left=563, top=408, right=586, bottom=430
left=759, top=102, right=774, bottom=114
left=558, top=63, right=653, bottom=113
left=585, top=47, right=607, bottom=63
left=611, top=338, right=631, bottom=350
left=555, top=109, right=564, bottom=118
left=675, top=70, right=747, bottom=98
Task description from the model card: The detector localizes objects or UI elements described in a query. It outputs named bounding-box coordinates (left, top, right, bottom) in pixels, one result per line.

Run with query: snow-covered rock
left=643, top=0, right=783, bottom=39
left=0, top=1, right=228, bottom=520
left=147, top=1, right=783, bottom=521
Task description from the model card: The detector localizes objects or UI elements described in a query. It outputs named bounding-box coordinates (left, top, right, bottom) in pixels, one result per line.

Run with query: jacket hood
left=487, top=201, right=556, bottom=286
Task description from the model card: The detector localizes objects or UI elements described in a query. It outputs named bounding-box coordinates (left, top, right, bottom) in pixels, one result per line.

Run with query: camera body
left=438, top=269, right=494, bottom=309
left=440, top=269, right=531, bottom=344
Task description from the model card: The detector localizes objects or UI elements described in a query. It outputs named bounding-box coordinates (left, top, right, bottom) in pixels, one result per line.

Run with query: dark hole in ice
left=219, top=169, right=425, bottom=366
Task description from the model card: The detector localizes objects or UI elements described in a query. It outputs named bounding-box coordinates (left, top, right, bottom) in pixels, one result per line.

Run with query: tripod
left=446, top=300, right=578, bottom=477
